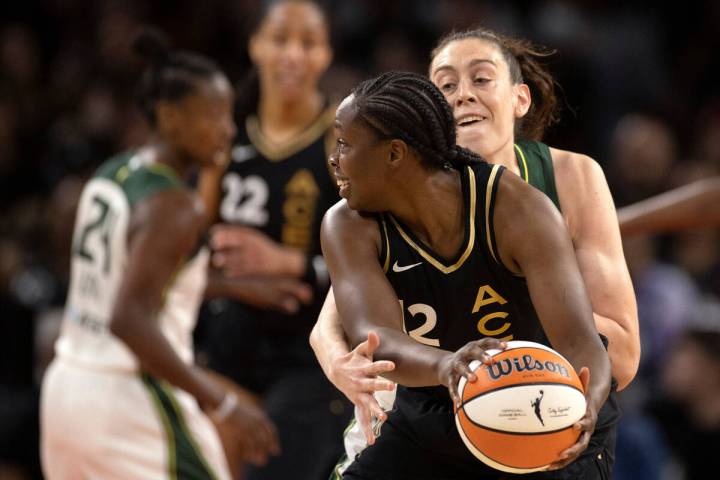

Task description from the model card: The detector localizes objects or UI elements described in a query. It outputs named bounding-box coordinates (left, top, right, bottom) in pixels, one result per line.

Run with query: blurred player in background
left=195, top=1, right=352, bottom=479
left=40, top=29, right=278, bottom=480
left=618, top=176, right=720, bottom=235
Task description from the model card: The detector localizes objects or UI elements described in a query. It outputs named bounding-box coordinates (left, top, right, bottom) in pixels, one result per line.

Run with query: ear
left=513, top=83, right=531, bottom=119
left=248, top=34, right=262, bottom=65
left=155, top=101, right=180, bottom=135
left=388, top=139, right=408, bottom=167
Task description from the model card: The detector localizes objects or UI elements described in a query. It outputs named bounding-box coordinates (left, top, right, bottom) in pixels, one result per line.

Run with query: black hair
left=431, top=28, right=560, bottom=141
left=234, top=0, right=330, bottom=122
left=133, top=28, right=223, bottom=126
left=351, top=71, right=483, bottom=171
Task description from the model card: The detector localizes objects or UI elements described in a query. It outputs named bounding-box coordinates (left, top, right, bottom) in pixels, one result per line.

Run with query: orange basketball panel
left=456, top=407, right=581, bottom=470
left=462, top=347, right=583, bottom=402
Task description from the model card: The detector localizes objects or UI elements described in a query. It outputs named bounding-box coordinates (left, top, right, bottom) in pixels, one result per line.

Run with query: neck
left=390, top=167, right=464, bottom=259
left=467, top=138, right=521, bottom=176
left=257, top=90, right=324, bottom=144
left=142, top=139, right=193, bottom=181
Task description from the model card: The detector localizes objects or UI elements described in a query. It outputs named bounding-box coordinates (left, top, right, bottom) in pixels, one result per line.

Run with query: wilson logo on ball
left=484, top=354, right=571, bottom=381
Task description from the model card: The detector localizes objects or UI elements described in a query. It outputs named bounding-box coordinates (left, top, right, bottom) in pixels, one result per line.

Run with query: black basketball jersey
left=357, top=161, right=620, bottom=478
left=378, top=162, right=548, bottom=360
left=216, top=106, right=339, bottom=334
left=220, top=108, right=338, bottom=254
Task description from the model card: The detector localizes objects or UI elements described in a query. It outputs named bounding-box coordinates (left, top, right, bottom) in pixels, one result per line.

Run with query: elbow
left=309, top=321, right=321, bottom=351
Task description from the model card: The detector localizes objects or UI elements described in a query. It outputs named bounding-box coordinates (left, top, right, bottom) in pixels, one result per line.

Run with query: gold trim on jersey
left=380, top=217, right=391, bottom=273
left=514, top=143, right=529, bottom=183
left=485, top=164, right=502, bottom=264
left=388, top=167, right=476, bottom=274
left=245, top=105, right=336, bottom=162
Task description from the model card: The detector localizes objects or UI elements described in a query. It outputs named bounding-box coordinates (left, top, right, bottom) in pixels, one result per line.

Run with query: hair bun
left=132, top=27, right=171, bottom=64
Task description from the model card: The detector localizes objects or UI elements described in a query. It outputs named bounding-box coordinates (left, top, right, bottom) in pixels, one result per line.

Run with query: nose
left=454, top=78, right=477, bottom=107
left=328, top=151, right=338, bottom=169
left=284, top=39, right=305, bottom=64
left=223, top=116, right=237, bottom=143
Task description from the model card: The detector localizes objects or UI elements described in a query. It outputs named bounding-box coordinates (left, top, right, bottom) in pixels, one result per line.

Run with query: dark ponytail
left=431, top=28, right=560, bottom=141
left=133, top=27, right=223, bottom=126
left=351, top=71, right=484, bottom=171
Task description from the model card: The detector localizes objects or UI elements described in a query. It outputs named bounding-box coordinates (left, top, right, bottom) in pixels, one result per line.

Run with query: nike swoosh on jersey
left=392, top=261, right=422, bottom=273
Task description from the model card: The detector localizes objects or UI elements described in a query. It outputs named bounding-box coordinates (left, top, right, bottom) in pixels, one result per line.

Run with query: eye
left=474, top=77, right=490, bottom=85
left=439, top=82, right=456, bottom=93
left=336, top=138, right=348, bottom=151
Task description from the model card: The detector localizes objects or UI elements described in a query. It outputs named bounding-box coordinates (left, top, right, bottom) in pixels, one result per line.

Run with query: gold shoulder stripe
left=485, top=164, right=501, bottom=264
left=380, top=217, right=391, bottom=273
left=514, top=143, right=529, bottom=183
left=146, top=162, right=181, bottom=182
left=388, top=166, right=476, bottom=274
left=246, top=105, right=336, bottom=162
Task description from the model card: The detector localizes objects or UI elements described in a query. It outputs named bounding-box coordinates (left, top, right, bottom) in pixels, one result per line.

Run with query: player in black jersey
left=321, top=71, right=613, bottom=479
left=312, top=30, right=636, bottom=466
left=194, top=2, right=351, bottom=479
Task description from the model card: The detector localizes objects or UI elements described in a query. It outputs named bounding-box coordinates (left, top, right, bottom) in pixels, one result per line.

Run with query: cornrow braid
left=351, top=71, right=483, bottom=171
left=133, top=28, right=223, bottom=126
left=431, top=27, right=561, bottom=141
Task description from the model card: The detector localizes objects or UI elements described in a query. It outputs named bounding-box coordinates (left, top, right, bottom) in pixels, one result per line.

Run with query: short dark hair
left=133, top=28, right=223, bottom=126
left=351, top=71, right=483, bottom=171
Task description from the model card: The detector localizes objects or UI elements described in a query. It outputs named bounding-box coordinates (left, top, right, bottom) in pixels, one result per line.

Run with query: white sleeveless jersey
left=55, top=153, right=208, bottom=371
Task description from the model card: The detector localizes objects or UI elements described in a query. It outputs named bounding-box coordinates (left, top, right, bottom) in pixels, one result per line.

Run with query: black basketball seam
left=459, top=381, right=585, bottom=408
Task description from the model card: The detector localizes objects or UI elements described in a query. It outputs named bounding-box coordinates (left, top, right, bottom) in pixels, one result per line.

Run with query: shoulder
left=496, top=167, right=561, bottom=220
left=322, top=200, right=379, bottom=237
left=132, top=189, right=205, bottom=241
left=549, top=147, right=608, bottom=190
left=321, top=200, right=382, bottom=257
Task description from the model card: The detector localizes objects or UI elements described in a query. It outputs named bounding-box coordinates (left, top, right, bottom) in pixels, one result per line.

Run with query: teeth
left=337, top=180, right=349, bottom=188
left=457, top=115, right=485, bottom=126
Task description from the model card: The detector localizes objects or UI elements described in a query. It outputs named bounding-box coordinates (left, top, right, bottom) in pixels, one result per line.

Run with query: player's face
left=249, top=1, right=332, bottom=101
left=430, top=38, right=530, bottom=159
left=165, top=74, right=236, bottom=168
left=329, top=95, right=391, bottom=211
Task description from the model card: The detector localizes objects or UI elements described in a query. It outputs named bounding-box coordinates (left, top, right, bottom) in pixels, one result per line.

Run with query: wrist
left=209, top=392, right=238, bottom=423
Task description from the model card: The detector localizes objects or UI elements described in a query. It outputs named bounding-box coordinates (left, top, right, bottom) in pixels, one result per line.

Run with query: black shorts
left=343, top=386, right=617, bottom=480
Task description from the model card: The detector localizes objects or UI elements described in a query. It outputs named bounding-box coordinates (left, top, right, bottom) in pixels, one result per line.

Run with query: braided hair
left=431, top=28, right=560, bottom=141
left=133, top=28, right=223, bottom=126
left=351, top=71, right=483, bottom=171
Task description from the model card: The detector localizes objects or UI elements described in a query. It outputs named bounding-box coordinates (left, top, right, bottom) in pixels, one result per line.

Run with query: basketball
left=454, top=340, right=586, bottom=474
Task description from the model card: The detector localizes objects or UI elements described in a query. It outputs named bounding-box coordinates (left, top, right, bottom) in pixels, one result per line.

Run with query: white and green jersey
left=55, top=152, right=209, bottom=371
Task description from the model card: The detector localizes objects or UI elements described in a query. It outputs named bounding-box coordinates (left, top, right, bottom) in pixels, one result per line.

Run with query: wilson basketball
left=454, top=340, right=586, bottom=474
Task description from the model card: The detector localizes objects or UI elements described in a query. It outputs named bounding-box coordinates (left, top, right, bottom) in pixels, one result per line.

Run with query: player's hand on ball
left=548, top=367, right=596, bottom=470
left=329, top=331, right=396, bottom=445
left=438, top=338, right=507, bottom=406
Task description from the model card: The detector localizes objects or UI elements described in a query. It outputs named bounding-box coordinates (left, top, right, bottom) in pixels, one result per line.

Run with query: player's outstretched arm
left=618, top=176, right=720, bottom=235
left=494, top=172, right=612, bottom=470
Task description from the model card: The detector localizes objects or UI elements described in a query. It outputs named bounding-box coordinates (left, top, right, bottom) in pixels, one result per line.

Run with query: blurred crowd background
left=1, top=1, right=719, bottom=479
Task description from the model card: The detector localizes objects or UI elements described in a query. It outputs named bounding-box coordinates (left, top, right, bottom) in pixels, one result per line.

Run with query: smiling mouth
left=456, top=115, right=487, bottom=127
left=337, top=179, right=349, bottom=189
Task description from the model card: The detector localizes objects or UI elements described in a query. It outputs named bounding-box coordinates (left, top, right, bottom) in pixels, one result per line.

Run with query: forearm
left=618, top=177, right=720, bottom=235
left=310, top=290, right=351, bottom=378
left=593, top=312, right=640, bottom=390
left=111, top=313, right=223, bottom=409
left=564, top=338, right=612, bottom=413
left=348, top=326, right=448, bottom=388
